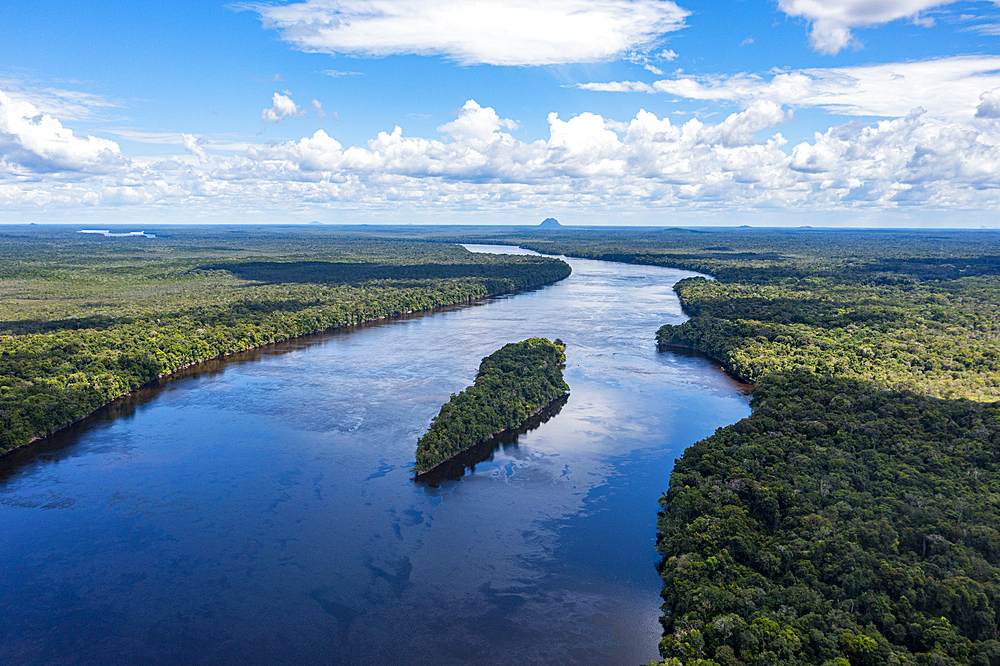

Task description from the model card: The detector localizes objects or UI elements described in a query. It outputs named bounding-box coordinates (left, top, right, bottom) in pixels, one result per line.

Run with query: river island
left=413, top=337, right=569, bottom=477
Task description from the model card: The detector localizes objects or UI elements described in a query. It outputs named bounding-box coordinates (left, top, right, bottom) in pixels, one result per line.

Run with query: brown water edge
left=413, top=392, right=570, bottom=486
left=3, top=281, right=560, bottom=464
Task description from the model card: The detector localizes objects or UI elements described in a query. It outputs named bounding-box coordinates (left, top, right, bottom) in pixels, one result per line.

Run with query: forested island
left=0, top=227, right=570, bottom=454
left=413, top=337, right=569, bottom=476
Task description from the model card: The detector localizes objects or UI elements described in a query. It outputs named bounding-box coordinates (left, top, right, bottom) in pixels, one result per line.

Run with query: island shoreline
left=413, top=391, right=570, bottom=484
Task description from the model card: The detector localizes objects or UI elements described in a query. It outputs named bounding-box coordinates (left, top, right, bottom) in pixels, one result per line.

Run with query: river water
left=0, top=246, right=750, bottom=666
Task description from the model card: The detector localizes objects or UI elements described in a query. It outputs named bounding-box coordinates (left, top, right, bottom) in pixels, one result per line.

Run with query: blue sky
left=1, top=0, right=999, bottom=226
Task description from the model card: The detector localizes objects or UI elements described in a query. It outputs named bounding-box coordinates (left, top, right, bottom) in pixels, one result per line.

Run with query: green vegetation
left=470, top=227, right=1000, bottom=666
left=0, top=226, right=570, bottom=454
left=414, top=337, right=569, bottom=474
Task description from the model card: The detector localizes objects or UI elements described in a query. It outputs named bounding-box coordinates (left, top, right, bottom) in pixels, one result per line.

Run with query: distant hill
left=539, top=218, right=562, bottom=228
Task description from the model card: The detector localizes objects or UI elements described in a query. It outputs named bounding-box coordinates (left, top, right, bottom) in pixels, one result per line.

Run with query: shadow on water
left=657, top=345, right=755, bottom=394
left=414, top=393, right=569, bottom=487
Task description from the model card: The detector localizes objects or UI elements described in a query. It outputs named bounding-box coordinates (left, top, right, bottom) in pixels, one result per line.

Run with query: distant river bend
left=0, top=245, right=751, bottom=666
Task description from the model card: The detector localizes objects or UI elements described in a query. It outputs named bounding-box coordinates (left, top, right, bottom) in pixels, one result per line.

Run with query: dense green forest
left=413, top=337, right=569, bottom=474
left=0, top=227, right=570, bottom=454
left=478, top=227, right=1000, bottom=666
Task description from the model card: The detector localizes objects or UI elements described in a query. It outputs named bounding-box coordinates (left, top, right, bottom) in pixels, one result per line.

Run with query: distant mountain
left=539, top=218, right=562, bottom=228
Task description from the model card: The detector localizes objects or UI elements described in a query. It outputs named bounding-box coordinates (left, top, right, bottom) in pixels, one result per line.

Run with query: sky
left=1, top=0, right=1000, bottom=226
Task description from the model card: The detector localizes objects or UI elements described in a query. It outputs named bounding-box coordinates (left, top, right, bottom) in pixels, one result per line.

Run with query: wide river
left=0, top=246, right=750, bottom=665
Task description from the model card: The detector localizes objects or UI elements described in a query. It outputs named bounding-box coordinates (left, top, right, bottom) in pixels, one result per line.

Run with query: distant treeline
left=494, top=228, right=1000, bottom=666
left=414, top=337, right=569, bottom=474
left=0, top=229, right=570, bottom=454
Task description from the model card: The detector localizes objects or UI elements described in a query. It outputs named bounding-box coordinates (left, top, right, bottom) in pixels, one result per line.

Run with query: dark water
left=0, top=246, right=750, bottom=666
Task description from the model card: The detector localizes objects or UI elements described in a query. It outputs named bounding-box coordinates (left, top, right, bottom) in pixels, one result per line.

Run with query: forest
left=413, top=337, right=569, bottom=474
left=0, top=226, right=570, bottom=453
left=484, top=227, right=1000, bottom=666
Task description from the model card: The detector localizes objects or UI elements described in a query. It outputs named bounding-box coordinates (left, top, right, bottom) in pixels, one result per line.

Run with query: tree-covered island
left=413, top=337, right=569, bottom=476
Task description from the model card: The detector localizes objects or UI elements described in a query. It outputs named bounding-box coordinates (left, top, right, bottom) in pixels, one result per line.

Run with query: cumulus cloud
left=976, top=87, right=1000, bottom=118
left=238, top=0, right=689, bottom=66
left=3, top=97, right=999, bottom=216
left=182, top=134, right=209, bottom=164
left=0, top=89, right=124, bottom=173
left=261, top=92, right=305, bottom=124
left=580, top=56, right=1000, bottom=121
left=775, top=0, right=959, bottom=54
left=437, top=100, right=518, bottom=147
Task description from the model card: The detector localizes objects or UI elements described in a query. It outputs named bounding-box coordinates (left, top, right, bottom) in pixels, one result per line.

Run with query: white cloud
left=579, top=56, right=1000, bottom=121
left=967, top=22, right=1000, bottom=35
left=437, top=100, right=518, bottom=148
left=182, top=134, right=209, bottom=164
left=0, top=89, right=124, bottom=173
left=238, top=0, right=689, bottom=66
left=698, top=101, right=791, bottom=147
left=261, top=92, right=305, bottom=124
left=775, top=0, right=960, bottom=54
left=977, top=87, right=1000, bottom=118
left=580, top=80, right=657, bottom=93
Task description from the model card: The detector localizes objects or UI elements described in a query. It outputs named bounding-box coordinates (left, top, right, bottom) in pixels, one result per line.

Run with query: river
left=0, top=245, right=751, bottom=666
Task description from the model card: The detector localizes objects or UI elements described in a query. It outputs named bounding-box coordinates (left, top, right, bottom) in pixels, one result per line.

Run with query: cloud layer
left=580, top=56, right=1000, bottom=121
left=239, top=0, right=689, bottom=66
left=2, top=93, right=999, bottom=218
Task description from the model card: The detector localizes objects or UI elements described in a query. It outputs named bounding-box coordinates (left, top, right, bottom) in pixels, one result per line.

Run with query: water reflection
left=414, top=393, right=569, bottom=485
left=0, top=246, right=751, bottom=666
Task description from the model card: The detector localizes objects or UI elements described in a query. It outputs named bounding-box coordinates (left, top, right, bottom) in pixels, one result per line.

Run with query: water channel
left=0, top=246, right=751, bottom=665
